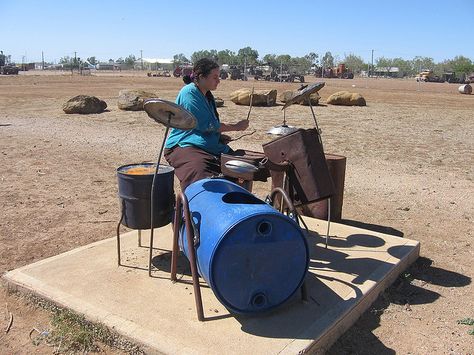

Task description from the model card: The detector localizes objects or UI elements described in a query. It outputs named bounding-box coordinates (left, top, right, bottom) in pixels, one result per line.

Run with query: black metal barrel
left=117, top=163, right=175, bottom=229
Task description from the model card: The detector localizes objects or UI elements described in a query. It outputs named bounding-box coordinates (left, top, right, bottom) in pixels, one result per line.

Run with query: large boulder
left=279, top=90, right=320, bottom=106
left=326, top=91, right=366, bottom=106
left=230, top=88, right=277, bottom=106
left=118, top=89, right=157, bottom=111
left=62, top=95, right=107, bottom=114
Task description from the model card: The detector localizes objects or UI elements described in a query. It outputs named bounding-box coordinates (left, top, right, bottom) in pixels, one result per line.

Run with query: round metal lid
left=282, top=82, right=325, bottom=109
left=224, top=160, right=259, bottom=174
left=267, top=124, right=299, bottom=136
left=144, top=98, right=197, bottom=130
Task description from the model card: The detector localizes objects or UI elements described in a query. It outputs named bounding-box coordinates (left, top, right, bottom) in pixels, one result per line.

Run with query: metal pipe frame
left=325, top=198, right=331, bottom=249
left=148, top=115, right=172, bottom=276
left=171, top=192, right=205, bottom=321
left=116, top=203, right=124, bottom=266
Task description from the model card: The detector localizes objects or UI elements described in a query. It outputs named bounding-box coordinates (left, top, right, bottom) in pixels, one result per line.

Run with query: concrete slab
left=3, top=217, right=419, bottom=354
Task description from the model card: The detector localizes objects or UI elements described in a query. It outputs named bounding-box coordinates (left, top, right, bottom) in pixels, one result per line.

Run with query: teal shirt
left=165, top=84, right=229, bottom=155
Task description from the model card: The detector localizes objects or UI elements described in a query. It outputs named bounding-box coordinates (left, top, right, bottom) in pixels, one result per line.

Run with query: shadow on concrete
left=307, top=232, right=389, bottom=286
left=327, top=256, right=471, bottom=354
left=339, top=218, right=404, bottom=238
left=234, top=231, right=404, bottom=343
left=324, top=233, right=386, bottom=249
left=150, top=251, right=211, bottom=288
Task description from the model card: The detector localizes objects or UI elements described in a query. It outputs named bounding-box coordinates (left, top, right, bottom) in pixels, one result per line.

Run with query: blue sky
left=1, top=0, right=473, bottom=63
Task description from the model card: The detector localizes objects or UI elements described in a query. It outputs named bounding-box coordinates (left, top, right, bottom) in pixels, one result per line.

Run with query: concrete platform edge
left=296, top=241, right=420, bottom=354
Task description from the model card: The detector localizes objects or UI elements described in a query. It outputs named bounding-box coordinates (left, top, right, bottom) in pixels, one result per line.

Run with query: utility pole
left=73, top=51, right=77, bottom=74
left=371, top=49, right=374, bottom=77
left=41, top=51, right=44, bottom=70
left=140, top=50, right=143, bottom=70
left=244, top=56, right=247, bottom=80
left=279, top=59, right=283, bottom=82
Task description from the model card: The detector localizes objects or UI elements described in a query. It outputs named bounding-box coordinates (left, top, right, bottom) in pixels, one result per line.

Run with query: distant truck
left=442, top=72, right=467, bottom=84
left=0, top=50, right=19, bottom=75
left=173, top=65, right=193, bottom=78
left=229, top=65, right=247, bottom=81
left=416, top=70, right=444, bottom=83
left=314, top=63, right=354, bottom=79
left=0, top=65, right=19, bottom=75
left=253, top=64, right=305, bottom=82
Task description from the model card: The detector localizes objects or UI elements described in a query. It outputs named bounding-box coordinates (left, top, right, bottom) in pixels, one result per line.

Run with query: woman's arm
left=219, top=119, right=249, bottom=133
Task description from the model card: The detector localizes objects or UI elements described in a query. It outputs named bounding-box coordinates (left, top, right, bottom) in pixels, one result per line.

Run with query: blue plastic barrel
left=180, top=178, right=309, bottom=314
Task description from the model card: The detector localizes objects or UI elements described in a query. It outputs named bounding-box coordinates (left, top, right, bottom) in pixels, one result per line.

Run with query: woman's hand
left=233, top=119, right=250, bottom=131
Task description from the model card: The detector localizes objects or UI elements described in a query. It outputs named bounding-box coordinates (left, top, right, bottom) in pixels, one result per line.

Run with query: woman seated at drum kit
left=164, top=58, right=249, bottom=190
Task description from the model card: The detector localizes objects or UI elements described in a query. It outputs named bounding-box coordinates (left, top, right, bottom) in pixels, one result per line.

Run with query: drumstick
left=246, top=87, right=254, bottom=121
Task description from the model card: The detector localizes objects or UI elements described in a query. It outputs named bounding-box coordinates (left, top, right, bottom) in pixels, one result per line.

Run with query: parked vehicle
left=0, top=51, right=19, bottom=75
left=315, top=63, right=354, bottom=79
left=173, top=65, right=193, bottom=78
left=416, top=70, right=444, bottom=83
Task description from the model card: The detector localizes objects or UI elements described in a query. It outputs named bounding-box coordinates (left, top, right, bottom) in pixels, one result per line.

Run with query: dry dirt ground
left=0, top=72, right=473, bottom=354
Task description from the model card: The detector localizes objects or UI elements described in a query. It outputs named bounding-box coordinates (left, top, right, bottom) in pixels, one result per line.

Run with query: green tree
left=86, top=56, right=97, bottom=66
left=376, top=56, right=396, bottom=75
left=290, top=56, right=313, bottom=73
left=172, top=53, right=190, bottom=67
left=237, top=47, right=259, bottom=65
left=116, top=57, right=124, bottom=64
left=392, top=57, right=412, bottom=77
left=190, top=50, right=218, bottom=63
left=411, top=56, right=435, bottom=73
left=263, top=54, right=277, bottom=67
left=59, top=56, right=71, bottom=64
left=322, top=51, right=334, bottom=68
left=275, top=54, right=291, bottom=65
left=217, top=49, right=236, bottom=65
left=124, top=54, right=136, bottom=67
left=343, top=54, right=366, bottom=74
left=449, top=55, right=474, bottom=74
left=305, top=52, right=319, bottom=65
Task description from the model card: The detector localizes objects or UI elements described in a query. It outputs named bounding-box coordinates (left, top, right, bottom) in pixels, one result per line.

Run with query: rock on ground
left=230, top=88, right=277, bottom=106
left=118, top=89, right=158, bottom=111
left=62, top=95, right=107, bottom=114
left=326, top=91, right=366, bottom=106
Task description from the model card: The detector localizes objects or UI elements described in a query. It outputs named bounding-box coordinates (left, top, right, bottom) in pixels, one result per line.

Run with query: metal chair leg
left=116, top=202, right=125, bottom=266
left=325, top=197, right=331, bottom=249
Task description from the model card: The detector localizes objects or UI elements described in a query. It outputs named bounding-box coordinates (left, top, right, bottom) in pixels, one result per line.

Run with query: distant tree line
left=58, top=47, right=474, bottom=76
left=58, top=54, right=137, bottom=69
left=173, top=47, right=474, bottom=77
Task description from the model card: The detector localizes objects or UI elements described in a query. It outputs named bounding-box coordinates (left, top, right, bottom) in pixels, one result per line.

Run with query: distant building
left=136, top=58, right=174, bottom=70
left=96, top=62, right=121, bottom=70
left=373, top=67, right=402, bottom=78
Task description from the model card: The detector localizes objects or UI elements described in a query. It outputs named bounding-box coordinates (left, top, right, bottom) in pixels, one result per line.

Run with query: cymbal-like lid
left=144, top=98, right=197, bottom=130
left=224, top=160, right=259, bottom=174
left=282, top=82, right=325, bottom=109
left=267, top=124, right=299, bottom=136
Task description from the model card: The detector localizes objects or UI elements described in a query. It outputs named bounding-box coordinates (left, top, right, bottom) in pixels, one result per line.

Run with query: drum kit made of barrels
left=116, top=82, right=347, bottom=321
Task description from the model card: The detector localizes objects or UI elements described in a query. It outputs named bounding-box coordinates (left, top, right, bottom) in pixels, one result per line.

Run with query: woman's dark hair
left=182, top=58, right=220, bottom=117
left=182, top=74, right=192, bottom=84
left=192, top=58, right=219, bottom=80
left=182, top=58, right=219, bottom=85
